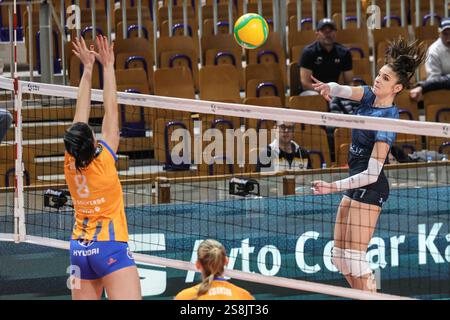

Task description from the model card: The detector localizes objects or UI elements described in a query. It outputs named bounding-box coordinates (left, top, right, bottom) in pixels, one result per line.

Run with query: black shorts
left=344, top=153, right=390, bottom=208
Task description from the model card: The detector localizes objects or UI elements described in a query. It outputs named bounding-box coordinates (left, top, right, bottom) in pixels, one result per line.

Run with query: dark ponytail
left=384, top=37, right=427, bottom=89
left=64, top=122, right=96, bottom=172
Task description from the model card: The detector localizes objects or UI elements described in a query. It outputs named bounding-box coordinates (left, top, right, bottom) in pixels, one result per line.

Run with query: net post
left=13, top=26, right=26, bottom=243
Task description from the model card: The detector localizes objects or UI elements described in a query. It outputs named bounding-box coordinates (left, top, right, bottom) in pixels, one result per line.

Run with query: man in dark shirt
left=300, top=18, right=353, bottom=96
left=256, top=122, right=311, bottom=172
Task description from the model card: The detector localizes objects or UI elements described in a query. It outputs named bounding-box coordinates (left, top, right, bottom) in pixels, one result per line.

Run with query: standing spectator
left=299, top=18, right=354, bottom=96
left=410, top=18, right=450, bottom=101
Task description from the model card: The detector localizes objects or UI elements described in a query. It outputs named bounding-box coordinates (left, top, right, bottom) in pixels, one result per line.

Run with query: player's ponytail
left=64, top=122, right=96, bottom=172
left=384, top=37, right=427, bottom=90
left=195, top=239, right=227, bottom=299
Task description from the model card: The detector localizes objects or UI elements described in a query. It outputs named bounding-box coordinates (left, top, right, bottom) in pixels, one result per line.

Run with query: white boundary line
left=0, top=233, right=15, bottom=242
left=12, top=77, right=450, bottom=138
left=13, top=236, right=415, bottom=300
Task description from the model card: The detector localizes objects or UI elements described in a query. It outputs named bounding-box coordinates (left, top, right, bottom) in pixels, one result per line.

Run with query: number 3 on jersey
left=74, top=174, right=90, bottom=198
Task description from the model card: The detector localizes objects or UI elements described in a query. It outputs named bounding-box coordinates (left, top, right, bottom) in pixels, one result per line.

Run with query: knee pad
left=332, top=247, right=350, bottom=275
left=344, top=249, right=372, bottom=277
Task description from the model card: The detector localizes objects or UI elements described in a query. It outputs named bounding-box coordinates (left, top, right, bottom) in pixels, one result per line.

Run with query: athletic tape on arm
left=328, top=82, right=353, bottom=99
left=334, top=158, right=384, bottom=191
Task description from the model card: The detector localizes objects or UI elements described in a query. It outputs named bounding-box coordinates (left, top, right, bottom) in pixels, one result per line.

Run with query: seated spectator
left=174, top=239, right=254, bottom=300
left=0, top=109, right=13, bottom=143
left=410, top=18, right=450, bottom=101
left=256, top=121, right=312, bottom=172
left=299, top=18, right=353, bottom=96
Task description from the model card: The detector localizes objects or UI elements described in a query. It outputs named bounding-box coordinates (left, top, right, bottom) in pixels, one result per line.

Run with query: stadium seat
left=373, top=26, right=409, bottom=70
left=410, top=0, right=446, bottom=27
left=414, top=25, right=439, bottom=42
left=246, top=32, right=287, bottom=85
left=333, top=127, right=351, bottom=167
left=201, top=33, right=244, bottom=89
left=287, top=0, right=325, bottom=27
left=296, top=124, right=331, bottom=168
left=114, top=37, right=154, bottom=87
left=332, top=13, right=368, bottom=30
left=157, top=35, right=199, bottom=90
left=153, top=118, right=194, bottom=171
left=245, top=63, right=285, bottom=93
left=116, top=21, right=153, bottom=41
left=199, top=65, right=241, bottom=103
left=201, top=3, right=237, bottom=24
left=394, top=90, right=423, bottom=153
left=154, top=66, right=196, bottom=99
left=115, top=69, right=151, bottom=136
left=153, top=67, right=194, bottom=125
left=203, top=19, right=233, bottom=36
left=423, top=90, right=450, bottom=152
left=69, top=56, right=103, bottom=89
left=287, top=95, right=328, bottom=112
left=114, top=6, right=152, bottom=27
left=197, top=114, right=242, bottom=176
left=288, top=29, right=316, bottom=61
left=244, top=96, right=284, bottom=108
left=116, top=51, right=154, bottom=93
left=246, top=79, right=285, bottom=103
left=25, top=25, right=62, bottom=74
left=158, top=5, right=196, bottom=33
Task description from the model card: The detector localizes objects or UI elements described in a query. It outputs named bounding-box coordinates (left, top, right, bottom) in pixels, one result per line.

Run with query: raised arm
left=72, top=37, right=96, bottom=123
left=311, top=75, right=364, bottom=102
left=93, top=35, right=119, bottom=153
left=312, top=141, right=390, bottom=195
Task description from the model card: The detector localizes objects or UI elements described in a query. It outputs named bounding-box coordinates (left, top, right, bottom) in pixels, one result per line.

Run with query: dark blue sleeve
left=374, top=109, right=399, bottom=147
left=375, top=130, right=397, bottom=147
left=359, top=86, right=374, bottom=105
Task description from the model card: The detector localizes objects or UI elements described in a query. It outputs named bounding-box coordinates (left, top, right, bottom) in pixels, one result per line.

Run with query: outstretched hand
left=311, top=75, right=332, bottom=102
left=311, top=180, right=335, bottom=195
left=72, top=37, right=95, bottom=67
left=93, top=35, right=115, bottom=67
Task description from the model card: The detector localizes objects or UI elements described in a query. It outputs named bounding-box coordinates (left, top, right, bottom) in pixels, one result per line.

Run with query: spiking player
left=64, top=36, right=141, bottom=299
left=311, top=37, right=426, bottom=291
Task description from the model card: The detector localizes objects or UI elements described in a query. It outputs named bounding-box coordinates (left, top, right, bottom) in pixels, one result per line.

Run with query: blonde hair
left=195, top=239, right=227, bottom=299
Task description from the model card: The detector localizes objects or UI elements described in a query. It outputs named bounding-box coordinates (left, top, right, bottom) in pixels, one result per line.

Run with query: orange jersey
left=175, top=279, right=254, bottom=300
left=64, top=140, right=128, bottom=242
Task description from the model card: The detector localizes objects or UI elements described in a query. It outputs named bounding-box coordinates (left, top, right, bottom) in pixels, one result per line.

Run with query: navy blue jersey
left=350, top=86, right=399, bottom=159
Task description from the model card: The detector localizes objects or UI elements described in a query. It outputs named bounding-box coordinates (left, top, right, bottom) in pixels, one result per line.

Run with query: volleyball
left=233, top=13, right=269, bottom=49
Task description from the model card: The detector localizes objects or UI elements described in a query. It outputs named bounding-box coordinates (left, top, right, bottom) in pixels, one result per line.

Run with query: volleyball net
left=0, top=75, right=449, bottom=300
